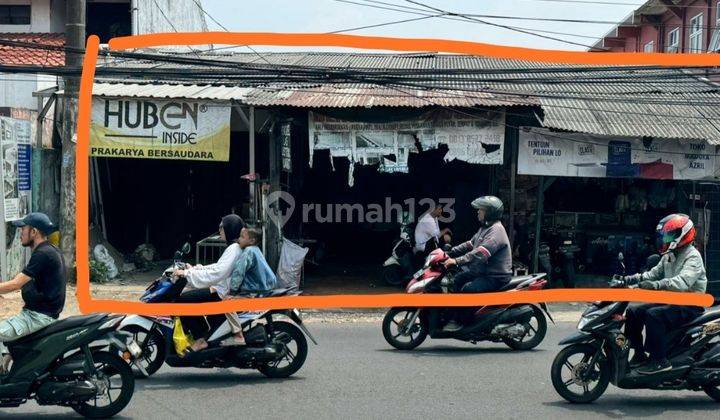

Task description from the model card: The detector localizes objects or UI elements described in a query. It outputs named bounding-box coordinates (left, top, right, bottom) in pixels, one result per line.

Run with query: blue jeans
left=453, top=271, right=508, bottom=293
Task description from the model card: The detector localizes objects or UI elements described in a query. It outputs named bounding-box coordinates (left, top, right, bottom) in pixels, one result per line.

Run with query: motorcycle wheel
left=258, top=321, right=308, bottom=378
left=502, top=306, right=547, bottom=351
left=382, top=264, right=405, bottom=287
left=120, top=325, right=166, bottom=378
left=551, top=343, right=609, bottom=404
left=72, top=351, right=135, bottom=418
left=704, top=384, right=720, bottom=402
left=382, top=308, right=427, bottom=350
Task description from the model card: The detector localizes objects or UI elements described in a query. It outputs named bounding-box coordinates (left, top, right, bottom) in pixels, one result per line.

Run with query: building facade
left=0, top=0, right=208, bottom=279
left=592, top=0, right=720, bottom=53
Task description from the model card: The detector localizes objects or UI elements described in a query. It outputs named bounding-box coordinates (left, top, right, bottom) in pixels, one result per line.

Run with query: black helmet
left=471, top=195, right=503, bottom=225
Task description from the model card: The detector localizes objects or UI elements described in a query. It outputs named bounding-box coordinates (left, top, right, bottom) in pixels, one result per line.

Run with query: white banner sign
left=309, top=110, right=505, bottom=174
left=0, top=117, right=32, bottom=221
left=518, top=127, right=719, bottom=180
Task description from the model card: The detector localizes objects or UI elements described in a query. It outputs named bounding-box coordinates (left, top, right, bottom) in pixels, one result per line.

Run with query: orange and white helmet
left=656, top=214, right=695, bottom=254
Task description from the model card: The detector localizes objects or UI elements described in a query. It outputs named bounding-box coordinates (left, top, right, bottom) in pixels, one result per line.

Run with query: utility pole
left=61, top=0, right=86, bottom=281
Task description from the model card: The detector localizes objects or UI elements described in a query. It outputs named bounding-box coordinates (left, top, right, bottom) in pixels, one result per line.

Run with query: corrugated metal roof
left=95, top=52, right=720, bottom=142
left=91, top=83, right=252, bottom=100
left=242, top=85, right=537, bottom=108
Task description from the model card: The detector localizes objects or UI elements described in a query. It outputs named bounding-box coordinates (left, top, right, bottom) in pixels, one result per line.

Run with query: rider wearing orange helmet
left=622, top=214, right=707, bottom=375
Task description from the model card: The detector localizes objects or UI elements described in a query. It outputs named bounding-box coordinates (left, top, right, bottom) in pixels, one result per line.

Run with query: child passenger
left=222, top=227, right=277, bottom=346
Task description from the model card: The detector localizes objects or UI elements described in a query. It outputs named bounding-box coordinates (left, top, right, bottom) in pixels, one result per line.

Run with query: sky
left=200, top=0, right=644, bottom=53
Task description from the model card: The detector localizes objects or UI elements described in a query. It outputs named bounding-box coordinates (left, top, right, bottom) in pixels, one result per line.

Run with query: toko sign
left=518, top=127, right=719, bottom=180
left=90, top=98, right=231, bottom=161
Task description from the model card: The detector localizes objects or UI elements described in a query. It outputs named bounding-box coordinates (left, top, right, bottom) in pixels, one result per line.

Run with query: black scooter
left=551, top=279, right=720, bottom=403
left=382, top=219, right=416, bottom=287
left=0, top=313, right=139, bottom=418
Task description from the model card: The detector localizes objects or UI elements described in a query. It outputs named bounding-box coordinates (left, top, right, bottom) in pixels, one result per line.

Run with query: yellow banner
left=90, top=98, right=231, bottom=162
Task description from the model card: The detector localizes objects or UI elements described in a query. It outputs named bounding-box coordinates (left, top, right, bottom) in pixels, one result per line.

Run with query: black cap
left=11, top=212, right=58, bottom=235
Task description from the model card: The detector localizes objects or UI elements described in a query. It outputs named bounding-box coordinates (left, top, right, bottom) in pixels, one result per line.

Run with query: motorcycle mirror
left=181, top=242, right=191, bottom=255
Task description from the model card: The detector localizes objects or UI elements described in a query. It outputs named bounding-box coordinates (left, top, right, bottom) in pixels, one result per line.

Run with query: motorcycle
left=119, top=243, right=317, bottom=379
left=382, top=218, right=416, bottom=287
left=382, top=248, right=554, bottom=351
left=0, top=313, right=139, bottom=418
left=550, top=278, right=720, bottom=403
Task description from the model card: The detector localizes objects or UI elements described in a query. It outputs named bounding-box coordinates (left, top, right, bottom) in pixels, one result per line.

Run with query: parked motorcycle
left=556, top=238, right=580, bottom=288
left=551, top=278, right=720, bottom=403
left=119, top=243, right=316, bottom=379
left=382, top=219, right=416, bottom=287
left=382, top=248, right=554, bottom=351
left=0, top=313, right=139, bottom=418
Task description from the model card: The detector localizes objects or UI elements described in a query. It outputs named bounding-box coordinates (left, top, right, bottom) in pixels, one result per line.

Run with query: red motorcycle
left=382, top=249, right=553, bottom=350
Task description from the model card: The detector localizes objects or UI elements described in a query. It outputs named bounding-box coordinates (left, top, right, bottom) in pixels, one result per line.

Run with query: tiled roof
left=0, top=33, right=64, bottom=67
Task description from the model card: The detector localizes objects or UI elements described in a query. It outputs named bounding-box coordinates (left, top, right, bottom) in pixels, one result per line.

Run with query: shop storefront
left=87, top=86, right=269, bottom=264
left=279, top=107, right=508, bottom=284
left=507, top=126, right=718, bottom=287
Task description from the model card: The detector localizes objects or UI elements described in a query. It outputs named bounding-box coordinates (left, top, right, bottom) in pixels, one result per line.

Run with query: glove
left=638, top=280, right=659, bottom=290
left=622, top=274, right=642, bottom=286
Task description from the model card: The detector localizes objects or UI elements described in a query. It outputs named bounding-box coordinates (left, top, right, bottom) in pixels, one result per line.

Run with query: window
left=711, top=2, right=720, bottom=51
left=0, top=5, right=30, bottom=25
left=644, top=41, right=654, bottom=52
left=689, top=13, right=704, bottom=53
left=666, top=28, right=679, bottom=52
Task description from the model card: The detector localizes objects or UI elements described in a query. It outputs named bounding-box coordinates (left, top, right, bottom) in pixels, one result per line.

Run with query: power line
left=328, top=14, right=443, bottom=34
left=405, top=0, right=605, bottom=50
left=353, top=0, right=720, bottom=32
left=149, top=0, right=204, bottom=65
left=332, top=0, right=609, bottom=44
left=189, top=0, right=274, bottom=67
left=6, top=39, right=720, bottom=118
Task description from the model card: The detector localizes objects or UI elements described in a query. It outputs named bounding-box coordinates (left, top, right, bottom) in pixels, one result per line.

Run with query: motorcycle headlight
left=577, top=304, right=615, bottom=331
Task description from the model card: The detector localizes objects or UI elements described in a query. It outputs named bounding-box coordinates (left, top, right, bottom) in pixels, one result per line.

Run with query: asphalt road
left=3, top=322, right=718, bottom=419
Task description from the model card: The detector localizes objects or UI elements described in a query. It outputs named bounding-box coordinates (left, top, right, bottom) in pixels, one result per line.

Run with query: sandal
left=220, top=336, right=246, bottom=347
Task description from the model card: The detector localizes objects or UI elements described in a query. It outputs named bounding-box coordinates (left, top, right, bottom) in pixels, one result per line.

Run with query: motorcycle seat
left=228, top=287, right=301, bottom=299
left=5, top=313, right=108, bottom=346
left=682, top=305, right=720, bottom=329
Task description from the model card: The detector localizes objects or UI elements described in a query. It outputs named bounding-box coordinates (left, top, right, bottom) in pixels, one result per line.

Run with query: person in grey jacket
left=442, top=196, right=512, bottom=331
left=622, top=214, right=707, bottom=375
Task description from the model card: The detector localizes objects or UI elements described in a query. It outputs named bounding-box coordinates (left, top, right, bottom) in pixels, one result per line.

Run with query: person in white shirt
left=414, top=204, right=451, bottom=255
left=173, top=214, right=244, bottom=352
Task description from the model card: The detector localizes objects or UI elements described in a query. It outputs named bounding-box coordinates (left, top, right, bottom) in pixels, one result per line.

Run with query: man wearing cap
left=0, top=212, right=65, bottom=374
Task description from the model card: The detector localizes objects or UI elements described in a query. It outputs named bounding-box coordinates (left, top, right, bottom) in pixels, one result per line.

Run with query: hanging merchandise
left=308, top=110, right=505, bottom=185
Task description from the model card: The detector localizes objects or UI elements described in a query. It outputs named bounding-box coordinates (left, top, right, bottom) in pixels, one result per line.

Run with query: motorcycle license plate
left=127, top=340, right=142, bottom=358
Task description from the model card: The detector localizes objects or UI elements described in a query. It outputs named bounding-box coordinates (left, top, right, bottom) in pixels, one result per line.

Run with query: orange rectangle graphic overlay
left=77, top=33, right=717, bottom=315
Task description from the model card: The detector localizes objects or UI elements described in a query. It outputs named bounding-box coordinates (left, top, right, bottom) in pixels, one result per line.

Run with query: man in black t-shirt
left=0, top=212, right=65, bottom=373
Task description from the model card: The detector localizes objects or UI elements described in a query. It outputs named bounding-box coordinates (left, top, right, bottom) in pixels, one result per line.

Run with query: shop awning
left=90, top=82, right=253, bottom=101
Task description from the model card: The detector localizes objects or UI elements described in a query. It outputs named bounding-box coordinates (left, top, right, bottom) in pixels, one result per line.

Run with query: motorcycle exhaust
left=36, top=380, right=97, bottom=405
